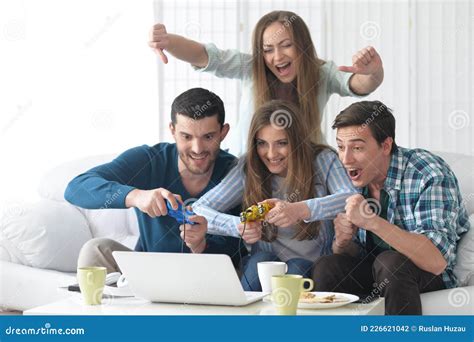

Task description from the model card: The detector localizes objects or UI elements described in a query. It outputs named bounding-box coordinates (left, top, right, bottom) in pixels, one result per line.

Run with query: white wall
left=0, top=0, right=159, bottom=203
left=157, top=0, right=473, bottom=155
left=0, top=0, right=472, bottom=203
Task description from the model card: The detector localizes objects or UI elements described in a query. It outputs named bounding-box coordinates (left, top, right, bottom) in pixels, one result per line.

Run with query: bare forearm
left=166, top=34, right=208, bottom=68
left=367, top=217, right=447, bottom=275
left=349, top=68, right=384, bottom=95
left=332, top=240, right=361, bottom=257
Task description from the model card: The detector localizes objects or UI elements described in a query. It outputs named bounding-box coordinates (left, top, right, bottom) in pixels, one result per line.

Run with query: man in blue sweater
left=65, top=88, right=246, bottom=272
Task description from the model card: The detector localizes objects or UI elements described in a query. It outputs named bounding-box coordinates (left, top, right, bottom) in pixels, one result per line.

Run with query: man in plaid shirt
left=312, top=100, right=470, bottom=315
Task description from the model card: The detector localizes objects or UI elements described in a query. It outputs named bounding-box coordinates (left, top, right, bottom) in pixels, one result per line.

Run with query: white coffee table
left=24, top=294, right=384, bottom=315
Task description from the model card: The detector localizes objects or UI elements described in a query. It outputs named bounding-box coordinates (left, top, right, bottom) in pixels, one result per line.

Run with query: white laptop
left=112, top=251, right=266, bottom=306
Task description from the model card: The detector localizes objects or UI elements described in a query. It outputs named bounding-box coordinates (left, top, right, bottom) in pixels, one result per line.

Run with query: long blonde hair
left=252, top=10, right=325, bottom=145
left=243, top=100, right=324, bottom=242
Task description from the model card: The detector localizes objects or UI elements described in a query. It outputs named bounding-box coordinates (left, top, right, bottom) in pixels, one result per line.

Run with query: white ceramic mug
left=257, top=261, right=288, bottom=293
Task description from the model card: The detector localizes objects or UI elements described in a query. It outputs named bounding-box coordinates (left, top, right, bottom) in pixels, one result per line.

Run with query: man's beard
left=178, top=151, right=216, bottom=175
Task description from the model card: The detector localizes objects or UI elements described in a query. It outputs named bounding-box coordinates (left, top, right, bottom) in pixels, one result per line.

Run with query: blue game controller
left=166, top=200, right=196, bottom=225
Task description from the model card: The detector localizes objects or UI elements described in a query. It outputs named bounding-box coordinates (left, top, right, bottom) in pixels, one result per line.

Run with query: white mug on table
left=257, top=261, right=288, bottom=293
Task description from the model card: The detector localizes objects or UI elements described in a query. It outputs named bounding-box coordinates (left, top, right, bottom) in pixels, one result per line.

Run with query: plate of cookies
left=263, top=291, right=359, bottom=309
left=298, top=291, right=359, bottom=309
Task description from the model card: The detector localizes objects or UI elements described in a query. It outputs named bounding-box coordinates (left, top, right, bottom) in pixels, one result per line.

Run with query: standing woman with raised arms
left=149, top=10, right=384, bottom=155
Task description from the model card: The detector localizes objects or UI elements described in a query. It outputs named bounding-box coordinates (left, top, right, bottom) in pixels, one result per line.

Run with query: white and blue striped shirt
left=193, top=148, right=358, bottom=260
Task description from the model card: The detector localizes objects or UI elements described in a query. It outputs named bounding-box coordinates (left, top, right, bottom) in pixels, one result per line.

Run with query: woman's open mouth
left=275, top=62, right=291, bottom=76
left=268, top=158, right=284, bottom=167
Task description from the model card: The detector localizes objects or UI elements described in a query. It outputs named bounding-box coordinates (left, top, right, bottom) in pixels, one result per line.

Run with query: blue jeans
left=240, top=251, right=314, bottom=291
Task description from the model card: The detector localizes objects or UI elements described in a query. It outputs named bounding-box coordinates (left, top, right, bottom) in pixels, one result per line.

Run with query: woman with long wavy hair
left=193, top=100, right=357, bottom=291
left=150, top=10, right=384, bottom=155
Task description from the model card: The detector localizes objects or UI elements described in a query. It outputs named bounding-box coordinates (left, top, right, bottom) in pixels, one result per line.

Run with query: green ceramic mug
left=77, top=267, right=107, bottom=305
left=271, top=274, right=314, bottom=315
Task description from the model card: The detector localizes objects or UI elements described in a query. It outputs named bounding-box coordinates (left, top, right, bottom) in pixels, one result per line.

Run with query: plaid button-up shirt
left=357, top=147, right=471, bottom=288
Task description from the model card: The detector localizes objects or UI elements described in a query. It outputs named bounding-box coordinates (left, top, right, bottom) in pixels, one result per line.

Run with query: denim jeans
left=240, top=251, right=314, bottom=291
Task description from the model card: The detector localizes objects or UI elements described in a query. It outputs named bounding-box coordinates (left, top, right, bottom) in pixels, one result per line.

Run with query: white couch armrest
left=0, top=261, right=76, bottom=311
left=421, top=286, right=474, bottom=315
left=0, top=200, right=92, bottom=272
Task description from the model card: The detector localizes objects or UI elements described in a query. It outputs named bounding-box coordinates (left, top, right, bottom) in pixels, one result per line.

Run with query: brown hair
left=171, top=87, right=225, bottom=126
left=252, top=11, right=325, bottom=145
left=332, top=101, right=398, bottom=153
left=243, top=100, right=324, bottom=241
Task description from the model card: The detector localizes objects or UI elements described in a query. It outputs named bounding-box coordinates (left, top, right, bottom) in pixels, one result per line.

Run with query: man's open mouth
left=348, top=168, right=362, bottom=180
left=190, top=154, right=208, bottom=161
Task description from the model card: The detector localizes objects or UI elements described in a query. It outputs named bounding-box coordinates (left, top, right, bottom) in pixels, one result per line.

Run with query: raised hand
left=344, top=194, right=377, bottom=229
left=338, top=46, right=383, bottom=76
left=149, top=23, right=170, bottom=64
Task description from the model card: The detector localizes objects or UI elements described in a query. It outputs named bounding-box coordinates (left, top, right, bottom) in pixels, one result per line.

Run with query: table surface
left=25, top=294, right=385, bottom=316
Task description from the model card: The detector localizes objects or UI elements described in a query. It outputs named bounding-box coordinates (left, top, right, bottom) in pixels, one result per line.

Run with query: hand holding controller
left=166, top=200, right=196, bottom=225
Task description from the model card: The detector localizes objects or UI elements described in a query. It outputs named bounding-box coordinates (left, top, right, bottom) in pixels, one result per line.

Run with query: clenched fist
left=333, top=213, right=358, bottom=249
left=344, top=194, right=377, bottom=229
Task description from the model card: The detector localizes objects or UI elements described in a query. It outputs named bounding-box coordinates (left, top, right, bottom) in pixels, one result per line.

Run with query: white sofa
left=0, top=152, right=473, bottom=314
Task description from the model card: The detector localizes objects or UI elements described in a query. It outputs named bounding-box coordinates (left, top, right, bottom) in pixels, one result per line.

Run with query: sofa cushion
left=37, top=153, right=140, bottom=246
left=0, top=200, right=92, bottom=272
left=79, top=207, right=139, bottom=248
left=453, top=215, right=474, bottom=286
left=37, top=154, right=117, bottom=202
left=434, top=152, right=474, bottom=215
